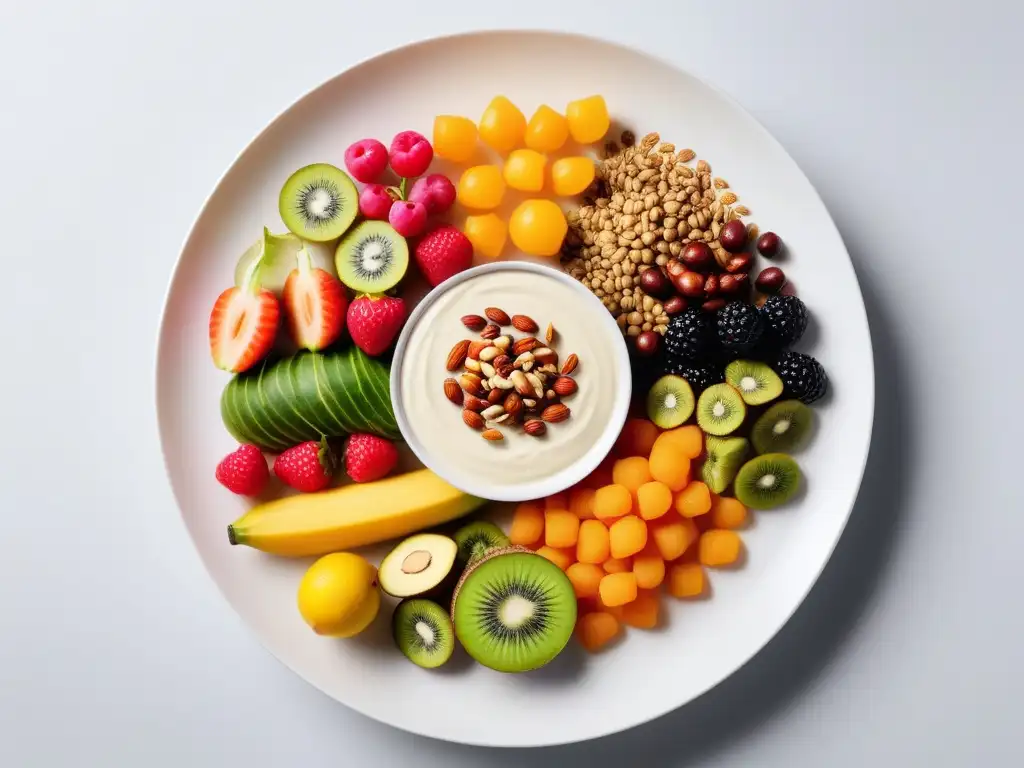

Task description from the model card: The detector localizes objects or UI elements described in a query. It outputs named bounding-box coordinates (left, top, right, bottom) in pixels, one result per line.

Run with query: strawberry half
left=282, top=246, right=348, bottom=352
left=208, top=286, right=280, bottom=373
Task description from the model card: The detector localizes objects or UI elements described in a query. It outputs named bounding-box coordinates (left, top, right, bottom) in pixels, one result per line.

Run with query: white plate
left=156, top=30, right=874, bottom=748
left=390, top=261, right=632, bottom=502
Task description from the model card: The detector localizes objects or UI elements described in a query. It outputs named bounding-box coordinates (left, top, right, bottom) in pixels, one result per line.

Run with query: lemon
left=297, top=552, right=380, bottom=637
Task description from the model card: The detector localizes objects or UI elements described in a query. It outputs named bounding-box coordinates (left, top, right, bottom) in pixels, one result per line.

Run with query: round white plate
left=156, top=30, right=874, bottom=748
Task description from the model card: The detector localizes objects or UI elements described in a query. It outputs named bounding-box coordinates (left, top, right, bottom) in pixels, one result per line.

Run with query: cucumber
left=219, top=347, right=399, bottom=451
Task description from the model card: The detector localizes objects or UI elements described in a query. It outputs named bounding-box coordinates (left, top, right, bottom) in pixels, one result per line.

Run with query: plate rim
left=389, top=259, right=632, bottom=502
left=154, top=27, right=876, bottom=748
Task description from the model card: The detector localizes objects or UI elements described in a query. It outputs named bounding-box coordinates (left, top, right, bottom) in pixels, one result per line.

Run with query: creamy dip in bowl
left=391, top=262, right=631, bottom=502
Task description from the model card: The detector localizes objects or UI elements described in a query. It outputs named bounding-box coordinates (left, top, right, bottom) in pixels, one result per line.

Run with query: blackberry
left=664, top=308, right=716, bottom=361
left=773, top=350, right=828, bottom=404
left=716, top=301, right=764, bottom=355
left=660, top=355, right=724, bottom=394
left=760, top=295, right=808, bottom=349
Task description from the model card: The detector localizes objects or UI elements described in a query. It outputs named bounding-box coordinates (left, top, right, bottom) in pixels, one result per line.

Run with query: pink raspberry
left=408, top=174, right=456, bottom=215
left=344, top=138, right=388, bottom=183
left=389, top=200, right=428, bottom=238
left=359, top=183, right=395, bottom=220
left=389, top=131, right=433, bottom=178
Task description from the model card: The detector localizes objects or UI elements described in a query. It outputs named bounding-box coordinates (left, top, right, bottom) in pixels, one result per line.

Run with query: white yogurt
left=393, top=263, right=631, bottom=502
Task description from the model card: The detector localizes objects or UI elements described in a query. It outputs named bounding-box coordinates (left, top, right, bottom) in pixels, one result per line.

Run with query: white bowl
left=390, top=261, right=632, bottom=502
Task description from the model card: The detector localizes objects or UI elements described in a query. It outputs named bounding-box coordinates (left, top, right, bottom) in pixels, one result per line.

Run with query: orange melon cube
left=667, top=561, right=706, bottom=598
left=577, top=519, right=611, bottom=564
left=660, top=425, right=704, bottom=459
left=545, top=509, right=580, bottom=548
left=650, top=517, right=699, bottom=561
left=599, top=572, right=638, bottom=607
left=636, top=481, right=673, bottom=521
left=594, top=484, right=633, bottom=521
left=632, top=544, right=666, bottom=589
left=675, top=481, right=712, bottom=518
left=569, top=488, right=597, bottom=520
left=648, top=434, right=692, bottom=492
left=602, top=556, right=632, bottom=574
left=576, top=611, right=621, bottom=652
left=710, top=496, right=748, bottom=529
left=699, top=529, right=743, bottom=567
left=509, top=501, right=544, bottom=546
left=535, top=545, right=574, bottom=571
left=609, top=516, right=648, bottom=559
left=566, top=562, right=604, bottom=598
left=614, top=418, right=660, bottom=458
left=621, top=589, right=660, bottom=629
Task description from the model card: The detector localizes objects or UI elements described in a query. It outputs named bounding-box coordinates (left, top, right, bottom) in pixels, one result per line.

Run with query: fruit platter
left=156, top=32, right=874, bottom=747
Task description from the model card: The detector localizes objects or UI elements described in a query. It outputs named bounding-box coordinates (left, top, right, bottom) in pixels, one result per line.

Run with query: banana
left=227, top=469, right=485, bottom=557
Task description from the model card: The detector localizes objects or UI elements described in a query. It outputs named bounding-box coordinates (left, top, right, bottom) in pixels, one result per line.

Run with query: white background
left=1, top=1, right=1021, bottom=765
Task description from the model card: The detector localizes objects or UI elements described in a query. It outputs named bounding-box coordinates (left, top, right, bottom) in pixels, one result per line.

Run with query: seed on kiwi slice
left=453, top=521, right=511, bottom=570
left=279, top=163, right=358, bottom=242
left=646, top=375, right=695, bottom=429
left=752, top=400, right=813, bottom=454
left=724, top=360, right=784, bottom=406
left=452, top=547, right=576, bottom=673
left=334, top=220, right=409, bottom=293
left=702, top=435, right=749, bottom=493
left=696, top=383, right=746, bottom=436
left=734, top=453, right=801, bottom=510
left=392, top=598, right=455, bottom=669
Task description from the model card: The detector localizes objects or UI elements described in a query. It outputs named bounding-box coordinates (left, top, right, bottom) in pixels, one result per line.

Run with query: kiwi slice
left=392, top=598, right=455, bottom=669
left=752, top=400, right=813, bottom=454
left=725, top=360, right=784, bottom=406
left=702, top=435, right=749, bottom=493
left=696, top=383, right=747, bottom=436
left=378, top=534, right=458, bottom=598
left=452, top=547, right=576, bottom=673
left=734, top=453, right=801, bottom=509
left=453, top=521, right=511, bottom=570
left=279, top=163, right=358, bottom=242
left=646, top=375, right=695, bottom=429
left=335, top=220, right=409, bottom=293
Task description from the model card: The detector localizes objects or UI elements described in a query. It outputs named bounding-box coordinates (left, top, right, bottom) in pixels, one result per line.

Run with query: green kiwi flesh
left=725, top=360, right=784, bottom=406
left=334, top=220, right=409, bottom=293
left=279, top=163, right=358, bottom=242
left=392, top=598, right=455, bottom=669
left=734, top=453, right=801, bottom=509
left=453, top=521, right=511, bottom=569
left=696, top=383, right=747, bottom=436
left=646, top=375, right=695, bottom=429
left=701, top=435, right=749, bottom=493
left=751, top=400, right=813, bottom=454
left=452, top=547, right=576, bottom=673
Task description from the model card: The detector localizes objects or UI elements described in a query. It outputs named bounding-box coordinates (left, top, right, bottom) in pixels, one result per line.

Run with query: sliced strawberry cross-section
left=283, top=245, right=348, bottom=352
left=208, top=286, right=280, bottom=373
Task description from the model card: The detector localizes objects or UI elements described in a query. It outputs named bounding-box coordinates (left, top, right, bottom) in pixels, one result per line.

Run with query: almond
left=541, top=403, right=570, bottom=423
left=553, top=376, right=578, bottom=396
left=480, top=324, right=501, bottom=340
left=503, top=392, right=523, bottom=416
left=545, top=322, right=556, bottom=344
left=468, top=340, right=491, bottom=360
left=512, top=337, right=540, bottom=355
left=446, top=340, right=470, bottom=371
left=464, top=394, right=488, bottom=411
left=511, top=314, right=539, bottom=333
left=485, top=307, right=511, bottom=326
left=461, top=314, right=487, bottom=331
left=487, top=388, right=504, bottom=404
left=460, top=373, right=483, bottom=395
left=524, top=419, right=547, bottom=436
left=443, top=378, right=464, bottom=405
left=561, top=354, right=579, bottom=376
left=463, top=410, right=485, bottom=429
left=481, top=429, right=504, bottom=441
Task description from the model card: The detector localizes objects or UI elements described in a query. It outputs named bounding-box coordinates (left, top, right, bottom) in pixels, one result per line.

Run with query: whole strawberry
left=414, top=226, right=474, bottom=287
left=345, top=433, right=399, bottom=483
left=274, top=438, right=336, bottom=493
left=216, top=444, right=269, bottom=496
left=346, top=294, right=406, bottom=356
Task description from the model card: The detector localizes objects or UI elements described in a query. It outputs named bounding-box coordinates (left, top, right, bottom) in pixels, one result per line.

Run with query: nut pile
left=442, top=308, right=580, bottom=443
left=562, top=131, right=759, bottom=338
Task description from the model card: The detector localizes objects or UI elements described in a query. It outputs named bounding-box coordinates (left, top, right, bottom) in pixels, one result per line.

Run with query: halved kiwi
left=392, top=598, right=455, bottom=669
left=453, top=521, right=511, bottom=570
left=452, top=547, right=576, bottom=673
left=701, top=435, right=749, bottom=493
left=279, top=163, right=358, bottom=242
left=734, top=453, right=801, bottom=509
left=752, top=400, right=813, bottom=454
left=725, top=360, right=784, bottom=406
left=378, top=534, right=458, bottom=598
left=696, top=383, right=746, bottom=436
left=334, top=220, right=409, bottom=293
left=646, top=375, right=695, bottom=429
